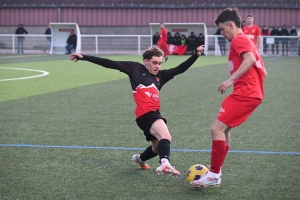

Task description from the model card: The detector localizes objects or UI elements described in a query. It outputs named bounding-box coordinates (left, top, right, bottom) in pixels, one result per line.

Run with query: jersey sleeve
left=256, top=25, right=262, bottom=35
left=79, top=55, right=136, bottom=75
left=232, top=37, right=253, bottom=57
left=159, top=54, right=199, bottom=86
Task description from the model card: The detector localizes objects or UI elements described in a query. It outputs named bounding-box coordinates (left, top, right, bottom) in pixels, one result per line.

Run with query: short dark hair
left=247, top=14, right=254, bottom=18
left=143, top=46, right=164, bottom=60
left=214, top=7, right=242, bottom=28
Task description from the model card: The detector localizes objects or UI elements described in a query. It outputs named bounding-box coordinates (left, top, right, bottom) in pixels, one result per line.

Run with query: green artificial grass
left=0, top=55, right=299, bottom=200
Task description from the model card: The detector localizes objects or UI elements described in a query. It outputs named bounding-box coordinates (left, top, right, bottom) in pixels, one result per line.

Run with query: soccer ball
left=186, top=164, right=208, bottom=183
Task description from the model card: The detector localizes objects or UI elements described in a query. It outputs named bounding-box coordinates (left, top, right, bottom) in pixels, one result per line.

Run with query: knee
left=162, top=135, right=172, bottom=142
left=210, top=124, right=221, bottom=137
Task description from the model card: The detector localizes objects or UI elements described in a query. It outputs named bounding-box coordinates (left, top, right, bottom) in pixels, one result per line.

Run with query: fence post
left=215, top=35, right=219, bottom=56
left=138, top=35, right=141, bottom=55
left=95, top=35, right=98, bottom=54
left=12, top=35, right=15, bottom=54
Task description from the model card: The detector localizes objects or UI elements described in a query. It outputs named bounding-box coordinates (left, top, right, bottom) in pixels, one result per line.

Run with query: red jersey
left=158, top=27, right=167, bottom=45
left=242, top=24, right=261, bottom=44
left=228, top=33, right=266, bottom=99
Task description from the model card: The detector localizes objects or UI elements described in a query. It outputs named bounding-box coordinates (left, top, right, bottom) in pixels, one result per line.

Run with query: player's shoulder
left=253, top=24, right=261, bottom=30
left=234, top=33, right=247, bottom=40
left=232, top=33, right=249, bottom=44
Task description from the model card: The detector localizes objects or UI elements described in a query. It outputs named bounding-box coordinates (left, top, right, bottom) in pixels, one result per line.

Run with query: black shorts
left=136, top=110, right=167, bottom=141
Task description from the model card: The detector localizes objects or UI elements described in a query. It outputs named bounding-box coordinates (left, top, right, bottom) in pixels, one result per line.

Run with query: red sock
left=210, top=140, right=226, bottom=174
left=221, top=146, right=230, bottom=167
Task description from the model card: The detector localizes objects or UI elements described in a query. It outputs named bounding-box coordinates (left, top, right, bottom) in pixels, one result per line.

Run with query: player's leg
left=191, top=119, right=228, bottom=187
left=159, top=44, right=169, bottom=62
left=132, top=139, right=158, bottom=170
left=150, top=119, right=180, bottom=177
left=223, top=129, right=231, bottom=166
left=132, top=112, right=162, bottom=170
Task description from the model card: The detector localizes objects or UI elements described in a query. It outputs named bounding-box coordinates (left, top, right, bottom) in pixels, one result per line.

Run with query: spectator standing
left=289, top=26, right=298, bottom=56
left=15, top=23, right=28, bottom=54
left=197, top=33, right=205, bottom=55
left=65, top=31, right=77, bottom=55
left=270, top=26, right=280, bottom=56
left=173, top=32, right=181, bottom=45
left=152, top=32, right=160, bottom=46
left=280, top=25, right=290, bottom=56
left=261, top=25, right=271, bottom=56
left=187, top=32, right=198, bottom=54
left=158, top=22, right=169, bottom=62
left=215, top=28, right=227, bottom=55
left=242, top=14, right=262, bottom=52
left=43, top=24, right=52, bottom=53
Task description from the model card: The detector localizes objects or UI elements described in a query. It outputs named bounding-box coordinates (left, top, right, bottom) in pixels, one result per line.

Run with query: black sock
left=157, top=139, right=171, bottom=162
left=140, top=145, right=158, bottom=161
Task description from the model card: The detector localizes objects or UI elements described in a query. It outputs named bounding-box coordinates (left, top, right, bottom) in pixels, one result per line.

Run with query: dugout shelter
left=50, top=23, right=81, bottom=55
left=150, top=23, right=208, bottom=53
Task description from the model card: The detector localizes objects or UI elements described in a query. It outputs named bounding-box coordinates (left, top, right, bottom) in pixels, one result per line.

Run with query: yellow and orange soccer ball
left=186, top=164, right=209, bottom=183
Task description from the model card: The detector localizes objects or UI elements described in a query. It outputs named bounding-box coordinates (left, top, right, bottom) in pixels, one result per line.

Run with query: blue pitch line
left=0, top=144, right=299, bottom=155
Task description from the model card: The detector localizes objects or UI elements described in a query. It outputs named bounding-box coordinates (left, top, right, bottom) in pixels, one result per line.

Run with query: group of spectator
left=15, top=24, right=77, bottom=54
left=152, top=31, right=205, bottom=55
left=14, top=23, right=299, bottom=56
left=262, top=25, right=299, bottom=56
left=215, top=18, right=299, bottom=57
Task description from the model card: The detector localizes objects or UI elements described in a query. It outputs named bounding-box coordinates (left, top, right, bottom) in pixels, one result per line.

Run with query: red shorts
left=217, top=94, right=262, bottom=128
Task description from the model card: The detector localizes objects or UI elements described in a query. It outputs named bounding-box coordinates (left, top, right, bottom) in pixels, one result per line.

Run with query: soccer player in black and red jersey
left=70, top=45, right=205, bottom=177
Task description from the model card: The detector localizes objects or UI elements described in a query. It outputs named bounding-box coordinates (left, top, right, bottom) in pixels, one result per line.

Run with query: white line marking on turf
left=0, top=55, right=45, bottom=59
left=0, top=67, right=49, bottom=81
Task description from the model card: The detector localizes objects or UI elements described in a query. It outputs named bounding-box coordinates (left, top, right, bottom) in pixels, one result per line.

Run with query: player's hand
left=70, top=53, right=83, bottom=62
left=196, top=45, right=205, bottom=56
left=218, top=79, right=234, bottom=94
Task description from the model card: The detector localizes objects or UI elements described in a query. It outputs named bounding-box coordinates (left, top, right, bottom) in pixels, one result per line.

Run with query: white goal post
left=50, top=23, right=81, bottom=55
left=149, top=23, right=208, bottom=53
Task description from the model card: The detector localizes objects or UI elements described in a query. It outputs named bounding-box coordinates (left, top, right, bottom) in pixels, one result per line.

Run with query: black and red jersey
left=79, top=54, right=199, bottom=118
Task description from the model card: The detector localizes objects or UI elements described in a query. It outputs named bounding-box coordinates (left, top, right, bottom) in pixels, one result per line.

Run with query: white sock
left=160, top=158, right=170, bottom=166
left=207, top=171, right=221, bottom=178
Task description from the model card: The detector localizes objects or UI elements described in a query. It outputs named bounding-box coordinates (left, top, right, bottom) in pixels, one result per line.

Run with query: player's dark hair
left=247, top=14, right=254, bottom=18
left=214, top=8, right=241, bottom=28
left=143, top=46, right=164, bottom=60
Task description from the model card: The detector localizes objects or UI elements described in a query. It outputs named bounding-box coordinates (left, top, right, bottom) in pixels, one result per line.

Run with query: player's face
left=144, top=56, right=163, bottom=75
left=246, top=17, right=253, bottom=25
left=218, top=22, right=233, bottom=42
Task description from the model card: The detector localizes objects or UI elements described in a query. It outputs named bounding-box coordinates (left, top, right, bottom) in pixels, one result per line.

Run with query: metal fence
left=0, top=34, right=299, bottom=56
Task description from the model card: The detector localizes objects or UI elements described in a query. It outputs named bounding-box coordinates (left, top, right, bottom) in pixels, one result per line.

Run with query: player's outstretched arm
left=69, top=53, right=127, bottom=71
left=168, top=45, right=205, bottom=75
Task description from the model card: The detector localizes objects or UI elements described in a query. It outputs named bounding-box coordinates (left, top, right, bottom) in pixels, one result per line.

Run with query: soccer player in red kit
left=242, top=14, right=262, bottom=52
left=70, top=45, right=205, bottom=178
left=191, top=8, right=268, bottom=187
left=157, top=22, right=169, bottom=62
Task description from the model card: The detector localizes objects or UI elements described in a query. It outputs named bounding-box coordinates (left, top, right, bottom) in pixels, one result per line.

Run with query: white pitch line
left=0, top=67, right=49, bottom=81
left=0, top=55, right=45, bottom=59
